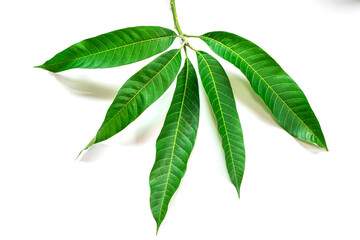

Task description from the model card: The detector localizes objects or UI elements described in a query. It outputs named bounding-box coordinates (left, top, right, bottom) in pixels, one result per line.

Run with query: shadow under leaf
left=52, top=73, right=118, bottom=100
left=78, top=143, right=109, bottom=162
left=319, top=0, right=360, bottom=5
left=227, top=71, right=326, bottom=153
left=227, top=72, right=277, bottom=127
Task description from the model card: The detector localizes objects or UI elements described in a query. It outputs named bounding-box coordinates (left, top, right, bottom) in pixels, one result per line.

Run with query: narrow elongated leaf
left=196, top=50, right=245, bottom=197
left=85, top=49, right=182, bottom=150
left=200, top=31, right=327, bottom=150
left=149, top=57, right=199, bottom=232
left=37, top=26, right=177, bottom=72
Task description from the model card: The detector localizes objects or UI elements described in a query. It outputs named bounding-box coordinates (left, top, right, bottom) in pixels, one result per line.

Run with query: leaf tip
left=75, top=136, right=96, bottom=161
left=34, top=63, right=62, bottom=73
left=34, top=64, right=52, bottom=71
left=319, top=140, right=328, bottom=151
left=33, top=64, right=55, bottom=72
left=156, top=223, right=161, bottom=235
left=75, top=149, right=85, bottom=161
left=323, top=141, right=328, bottom=151
left=236, top=188, right=241, bottom=199
left=85, top=136, right=96, bottom=150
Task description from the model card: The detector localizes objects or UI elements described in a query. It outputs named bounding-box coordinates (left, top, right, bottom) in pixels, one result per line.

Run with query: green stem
left=170, top=0, right=184, bottom=40
left=184, top=34, right=200, bottom=38
left=185, top=41, right=196, bottom=52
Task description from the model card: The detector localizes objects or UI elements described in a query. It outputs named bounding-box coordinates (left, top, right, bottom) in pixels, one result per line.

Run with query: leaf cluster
left=36, top=2, right=327, bottom=233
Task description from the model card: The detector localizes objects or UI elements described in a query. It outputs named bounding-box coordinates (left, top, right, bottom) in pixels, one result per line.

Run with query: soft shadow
left=132, top=90, right=175, bottom=144
left=52, top=73, right=118, bottom=100
left=227, top=72, right=325, bottom=154
left=77, top=143, right=109, bottom=162
left=295, top=139, right=327, bottom=155
left=319, top=0, right=360, bottom=5
left=227, top=72, right=277, bottom=127
left=134, top=119, right=163, bottom=144
left=53, top=72, right=173, bottom=149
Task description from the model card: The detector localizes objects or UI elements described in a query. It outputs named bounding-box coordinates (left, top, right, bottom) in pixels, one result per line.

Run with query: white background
left=1, top=0, right=360, bottom=239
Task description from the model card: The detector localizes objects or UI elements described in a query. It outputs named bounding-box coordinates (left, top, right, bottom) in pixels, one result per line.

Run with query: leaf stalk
left=170, top=0, right=185, bottom=41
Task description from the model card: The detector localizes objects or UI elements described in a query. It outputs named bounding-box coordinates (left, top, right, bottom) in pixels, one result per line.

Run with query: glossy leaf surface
left=37, top=26, right=177, bottom=72
left=85, top=49, right=182, bottom=150
left=149, top=57, right=199, bottom=231
left=196, top=50, right=245, bottom=197
left=200, top=31, right=327, bottom=150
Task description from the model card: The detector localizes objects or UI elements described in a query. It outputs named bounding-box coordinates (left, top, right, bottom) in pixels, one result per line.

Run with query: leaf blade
left=200, top=31, right=327, bottom=150
left=196, top=50, right=245, bottom=197
left=86, top=48, right=182, bottom=150
left=37, top=26, right=177, bottom=72
left=149, top=57, right=199, bottom=231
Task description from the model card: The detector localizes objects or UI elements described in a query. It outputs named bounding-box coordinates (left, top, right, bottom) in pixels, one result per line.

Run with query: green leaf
left=149, top=56, right=199, bottom=232
left=36, top=26, right=177, bottom=72
left=85, top=49, right=182, bottom=150
left=199, top=31, right=327, bottom=150
left=196, top=50, right=245, bottom=197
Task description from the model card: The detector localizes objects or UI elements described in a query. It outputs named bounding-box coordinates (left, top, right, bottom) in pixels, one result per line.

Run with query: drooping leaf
left=196, top=50, right=245, bottom=197
left=199, top=31, right=327, bottom=150
left=84, top=49, right=182, bottom=150
left=37, top=26, right=177, bottom=72
left=149, top=56, right=199, bottom=232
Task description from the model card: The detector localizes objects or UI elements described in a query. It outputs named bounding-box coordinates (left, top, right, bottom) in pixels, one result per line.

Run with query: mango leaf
left=149, top=56, right=199, bottom=232
left=196, top=50, right=245, bottom=197
left=36, top=26, right=177, bottom=72
left=84, top=49, right=182, bottom=150
left=199, top=31, right=327, bottom=150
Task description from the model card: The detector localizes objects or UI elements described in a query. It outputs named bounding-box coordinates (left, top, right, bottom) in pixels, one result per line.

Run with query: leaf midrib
left=201, top=35, right=326, bottom=149
left=197, top=50, right=239, bottom=189
left=96, top=49, right=181, bottom=143
left=157, top=58, right=190, bottom=227
left=42, top=35, right=177, bottom=68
